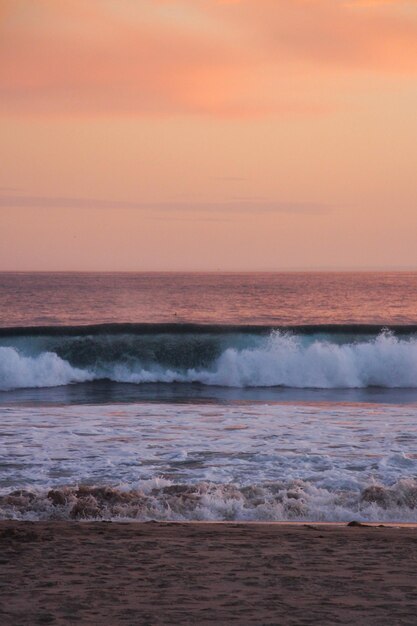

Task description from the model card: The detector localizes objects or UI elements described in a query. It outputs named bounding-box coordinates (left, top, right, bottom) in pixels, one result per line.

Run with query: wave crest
left=1, top=331, right=417, bottom=390
left=0, top=347, right=91, bottom=390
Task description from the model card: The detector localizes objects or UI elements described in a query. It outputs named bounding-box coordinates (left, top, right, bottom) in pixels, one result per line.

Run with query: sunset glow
left=1, top=0, right=416, bottom=270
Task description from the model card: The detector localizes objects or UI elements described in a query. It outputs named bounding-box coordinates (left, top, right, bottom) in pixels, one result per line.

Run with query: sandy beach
left=1, top=521, right=417, bottom=625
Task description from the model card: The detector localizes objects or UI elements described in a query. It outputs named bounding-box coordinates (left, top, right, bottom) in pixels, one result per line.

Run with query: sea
left=1, top=271, right=417, bottom=523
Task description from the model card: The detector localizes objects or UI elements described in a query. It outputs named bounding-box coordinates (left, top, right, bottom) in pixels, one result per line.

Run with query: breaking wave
left=0, top=347, right=92, bottom=390
left=0, top=328, right=417, bottom=390
left=2, top=478, right=417, bottom=522
left=1, top=325, right=417, bottom=390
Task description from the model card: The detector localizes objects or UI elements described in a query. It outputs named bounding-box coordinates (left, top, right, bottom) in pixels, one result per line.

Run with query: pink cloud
left=217, top=0, right=417, bottom=73
left=0, top=0, right=416, bottom=118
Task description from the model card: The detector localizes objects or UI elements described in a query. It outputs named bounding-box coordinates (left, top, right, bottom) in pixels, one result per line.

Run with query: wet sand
left=1, top=521, right=417, bottom=625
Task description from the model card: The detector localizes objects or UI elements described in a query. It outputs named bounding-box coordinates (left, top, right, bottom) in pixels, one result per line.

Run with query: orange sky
left=1, top=0, right=416, bottom=270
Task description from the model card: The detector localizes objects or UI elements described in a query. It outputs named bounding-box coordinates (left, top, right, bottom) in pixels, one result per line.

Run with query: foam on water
left=1, top=330, right=417, bottom=390
left=0, top=347, right=92, bottom=390
left=3, top=478, right=417, bottom=523
left=1, top=401, right=417, bottom=522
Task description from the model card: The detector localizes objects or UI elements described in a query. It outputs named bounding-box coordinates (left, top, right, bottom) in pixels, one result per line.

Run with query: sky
left=1, top=0, right=417, bottom=271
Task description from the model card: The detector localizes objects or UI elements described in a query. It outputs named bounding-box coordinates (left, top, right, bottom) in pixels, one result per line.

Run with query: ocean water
left=1, top=271, right=417, bottom=522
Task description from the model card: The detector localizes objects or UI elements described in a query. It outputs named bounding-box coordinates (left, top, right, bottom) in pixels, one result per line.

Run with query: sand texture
left=1, top=521, right=417, bottom=625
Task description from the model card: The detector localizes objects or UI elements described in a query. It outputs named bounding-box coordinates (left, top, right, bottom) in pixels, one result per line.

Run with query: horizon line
left=1, top=267, right=417, bottom=274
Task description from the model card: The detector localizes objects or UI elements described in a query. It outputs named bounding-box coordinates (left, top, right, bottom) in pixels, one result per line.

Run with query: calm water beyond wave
left=1, top=272, right=417, bottom=522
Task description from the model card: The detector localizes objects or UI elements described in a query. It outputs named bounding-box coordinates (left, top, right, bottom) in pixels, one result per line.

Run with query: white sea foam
left=198, top=331, right=417, bottom=388
left=2, top=331, right=416, bottom=390
left=0, top=347, right=92, bottom=391
left=3, top=478, right=417, bottom=523
left=1, top=400, right=417, bottom=522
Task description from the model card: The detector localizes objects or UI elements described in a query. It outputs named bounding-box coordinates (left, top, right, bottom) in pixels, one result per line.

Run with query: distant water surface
left=1, top=271, right=417, bottom=326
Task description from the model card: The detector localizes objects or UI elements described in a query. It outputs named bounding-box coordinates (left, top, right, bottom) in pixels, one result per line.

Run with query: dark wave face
left=1, top=323, right=417, bottom=391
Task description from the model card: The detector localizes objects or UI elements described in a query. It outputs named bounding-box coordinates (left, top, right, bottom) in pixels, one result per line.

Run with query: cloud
left=0, top=192, right=329, bottom=214
left=0, top=0, right=416, bottom=118
left=221, top=0, right=417, bottom=73
left=1, top=0, right=280, bottom=117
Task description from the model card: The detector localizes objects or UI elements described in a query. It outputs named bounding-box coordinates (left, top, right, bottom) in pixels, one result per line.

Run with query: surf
left=3, top=478, right=417, bottom=522
left=1, top=326, right=417, bottom=390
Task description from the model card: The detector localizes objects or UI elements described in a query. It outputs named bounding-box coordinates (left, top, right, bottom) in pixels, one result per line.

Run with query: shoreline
left=2, top=521, right=417, bottom=625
